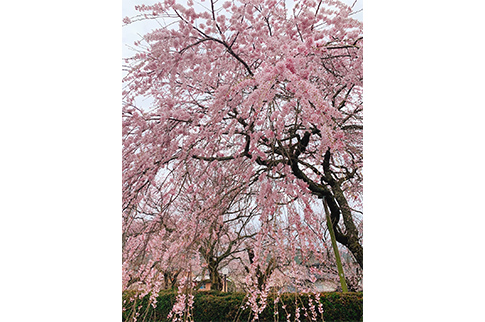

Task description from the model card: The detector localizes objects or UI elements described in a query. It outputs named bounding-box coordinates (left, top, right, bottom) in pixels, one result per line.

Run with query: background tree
left=175, top=158, right=260, bottom=290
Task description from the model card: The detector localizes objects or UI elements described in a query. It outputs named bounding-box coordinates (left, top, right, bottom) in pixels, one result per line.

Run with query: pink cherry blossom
left=123, top=0, right=363, bottom=319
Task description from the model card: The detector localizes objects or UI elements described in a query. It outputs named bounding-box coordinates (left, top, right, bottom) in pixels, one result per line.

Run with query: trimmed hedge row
left=123, top=290, right=362, bottom=322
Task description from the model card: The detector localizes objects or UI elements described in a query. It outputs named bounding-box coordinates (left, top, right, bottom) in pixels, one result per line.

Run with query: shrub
left=122, top=290, right=363, bottom=322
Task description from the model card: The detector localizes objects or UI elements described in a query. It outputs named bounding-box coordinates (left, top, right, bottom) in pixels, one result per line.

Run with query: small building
left=198, top=279, right=212, bottom=291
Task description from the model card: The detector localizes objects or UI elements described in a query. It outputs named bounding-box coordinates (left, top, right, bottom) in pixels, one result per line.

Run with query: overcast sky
left=122, top=0, right=363, bottom=60
left=121, top=0, right=363, bottom=112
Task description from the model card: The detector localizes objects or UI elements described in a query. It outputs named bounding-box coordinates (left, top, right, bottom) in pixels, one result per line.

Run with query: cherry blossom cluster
left=123, top=0, right=363, bottom=319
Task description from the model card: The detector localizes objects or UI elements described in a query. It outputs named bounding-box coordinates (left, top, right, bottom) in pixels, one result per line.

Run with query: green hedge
left=123, top=290, right=362, bottom=322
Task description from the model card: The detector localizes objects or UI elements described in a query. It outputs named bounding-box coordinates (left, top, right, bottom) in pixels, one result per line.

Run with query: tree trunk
left=330, top=183, right=363, bottom=268
left=208, top=261, right=221, bottom=291
left=288, top=145, right=363, bottom=269
left=323, top=197, right=348, bottom=292
left=163, top=271, right=180, bottom=290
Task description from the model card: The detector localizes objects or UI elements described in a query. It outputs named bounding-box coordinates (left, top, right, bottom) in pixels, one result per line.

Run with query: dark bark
left=208, top=260, right=222, bottom=291
left=247, top=248, right=276, bottom=290
left=287, top=133, right=363, bottom=268
left=163, top=270, right=180, bottom=290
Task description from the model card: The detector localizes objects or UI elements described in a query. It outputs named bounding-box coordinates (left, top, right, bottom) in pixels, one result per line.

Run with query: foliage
left=122, top=290, right=363, bottom=322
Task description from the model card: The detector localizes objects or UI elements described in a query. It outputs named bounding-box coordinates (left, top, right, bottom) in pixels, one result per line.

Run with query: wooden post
left=223, top=274, right=227, bottom=292
left=323, top=197, right=348, bottom=292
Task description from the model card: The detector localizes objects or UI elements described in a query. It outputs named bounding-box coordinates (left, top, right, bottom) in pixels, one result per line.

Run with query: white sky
left=121, top=0, right=363, bottom=111
left=122, top=0, right=363, bottom=60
